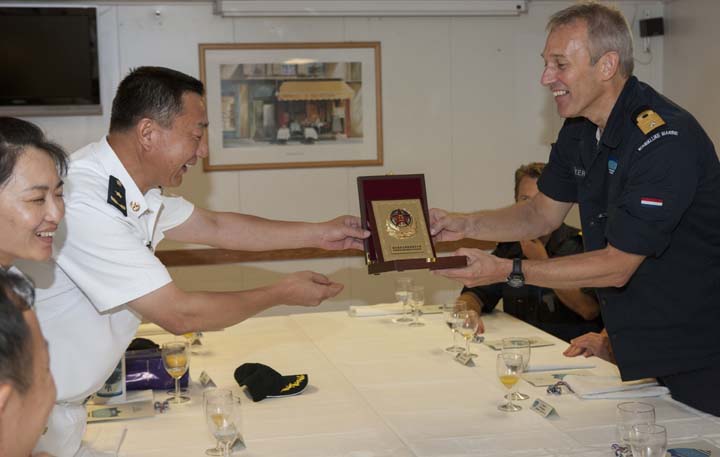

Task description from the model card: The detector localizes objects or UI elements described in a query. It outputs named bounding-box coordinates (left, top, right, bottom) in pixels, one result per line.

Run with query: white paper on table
left=525, top=363, right=596, bottom=373
left=347, top=303, right=444, bottom=317
left=81, top=423, right=128, bottom=456
left=522, top=369, right=595, bottom=387
left=564, top=375, right=669, bottom=399
left=348, top=302, right=404, bottom=317
left=484, top=336, right=556, bottom=350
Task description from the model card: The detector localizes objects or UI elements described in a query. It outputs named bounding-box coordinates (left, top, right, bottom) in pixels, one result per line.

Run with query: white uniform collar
left=96, top=136, right=159, bottom=218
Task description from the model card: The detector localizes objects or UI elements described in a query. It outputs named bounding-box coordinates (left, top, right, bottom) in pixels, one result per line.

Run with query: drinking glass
left=161, top=341, right=190, bottom=404
left=496, top=353, right=524, bottom=412
left=629, top=424, right=667, bottom=457
left=392, top=277, right=414, bottom=323
left=203, top=389, right=234, bottom=456
left=408, top=285, right=425, bottom=327
left=455, top=310, right=479, bottom=358
left=501, top=337, right=531, bottom=400
left=205, top=391, right=241, bottom=457
left=616, top=402, right=656, bottom=448
left=442, top=300, right=467, bottom=353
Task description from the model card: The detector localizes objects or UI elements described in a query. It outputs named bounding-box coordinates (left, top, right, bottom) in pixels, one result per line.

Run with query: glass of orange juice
left=162, top=341, right=191, bottom=403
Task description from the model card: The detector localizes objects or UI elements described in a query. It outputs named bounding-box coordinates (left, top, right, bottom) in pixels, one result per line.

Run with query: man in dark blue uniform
left=458, top=162, right=602, bottom=342
left=430, top=1, right=720, bottom=416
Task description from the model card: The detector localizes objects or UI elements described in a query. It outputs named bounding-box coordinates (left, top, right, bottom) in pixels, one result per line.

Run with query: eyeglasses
left=0, top=269, right=35, bottom=311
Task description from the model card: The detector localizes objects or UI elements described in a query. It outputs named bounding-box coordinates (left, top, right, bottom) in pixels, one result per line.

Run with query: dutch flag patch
left=640, top=197, right=663, bottom=207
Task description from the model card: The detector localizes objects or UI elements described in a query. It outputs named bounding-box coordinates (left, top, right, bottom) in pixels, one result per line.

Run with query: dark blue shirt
left=538, top=76, right=720, bottom=380
left=462, top=224, right=602, bottom=342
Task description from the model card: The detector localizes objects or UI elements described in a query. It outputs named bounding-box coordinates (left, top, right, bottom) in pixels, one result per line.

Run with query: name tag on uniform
left=531, top=398, right=557, bottom=418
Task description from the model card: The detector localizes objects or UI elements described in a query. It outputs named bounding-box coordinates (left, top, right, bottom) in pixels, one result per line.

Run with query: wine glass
left=454, top=310, right=479, bottom=358
left=205, top=391, right=241, bottom=457
left=616, top=402, right=656, bottom=449
left=408, top=285, right=425, bottom=327
left=501, top=337, right=531, bottom=400
left=496, top=352, right=524, bottom=412
left=442, top=300, right=467, bottom=353
left=392, top=277, right=414, bottom=323
left=203, top=389, right=234, bottom=456
left=629, top=424, right=667, bottom=457
left=161, top=341, right=191, bottom=404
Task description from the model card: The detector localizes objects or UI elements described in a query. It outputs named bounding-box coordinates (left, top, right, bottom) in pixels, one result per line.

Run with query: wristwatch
left=507, top=258, right=525, bottom=288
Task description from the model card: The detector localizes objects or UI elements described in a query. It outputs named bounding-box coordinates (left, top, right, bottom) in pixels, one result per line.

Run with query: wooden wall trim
left=156, top=239, right=496, bottom=267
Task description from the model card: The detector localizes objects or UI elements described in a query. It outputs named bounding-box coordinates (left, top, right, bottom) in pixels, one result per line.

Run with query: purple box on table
left=125, top=348, right=189, bottom=391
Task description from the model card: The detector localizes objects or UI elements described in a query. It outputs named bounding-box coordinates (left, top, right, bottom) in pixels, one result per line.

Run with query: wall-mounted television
left=0, top=7, right=101, bottom=117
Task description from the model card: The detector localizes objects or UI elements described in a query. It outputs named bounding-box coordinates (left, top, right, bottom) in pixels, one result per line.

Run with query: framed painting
left=199, top=42, right=383, bottom=170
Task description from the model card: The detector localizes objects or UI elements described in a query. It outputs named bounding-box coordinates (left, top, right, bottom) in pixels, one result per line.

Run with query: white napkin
left=525, top=363, right=595, bottom=373
left=348, top=302, right=404, bottom=317
left=564, top=375, right=669, bottom=399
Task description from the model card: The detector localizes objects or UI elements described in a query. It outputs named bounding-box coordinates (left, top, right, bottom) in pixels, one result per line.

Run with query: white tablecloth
left=85, top=311, right=720, bottom=456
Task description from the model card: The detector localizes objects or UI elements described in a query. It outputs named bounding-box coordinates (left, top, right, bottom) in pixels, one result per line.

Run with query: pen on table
left=115, top=427, right=128, bottom=457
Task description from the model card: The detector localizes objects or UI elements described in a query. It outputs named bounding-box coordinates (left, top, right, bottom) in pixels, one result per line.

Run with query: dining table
left=83, top=307, right=720, bottom=456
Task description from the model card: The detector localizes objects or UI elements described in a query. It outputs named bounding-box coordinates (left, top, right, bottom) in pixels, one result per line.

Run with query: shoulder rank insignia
left=635, top=109, right=665, bottom=135
left=107, top=175, right=127, bottom=216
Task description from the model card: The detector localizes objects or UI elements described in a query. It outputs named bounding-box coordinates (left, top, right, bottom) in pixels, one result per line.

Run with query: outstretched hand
left=316, top=215, right=370, bottom=251
left=433, top=248, right=509, bottom=287
left=277, top=271, right=344, bottom=307
left=429, top=208, right=468, bottom=242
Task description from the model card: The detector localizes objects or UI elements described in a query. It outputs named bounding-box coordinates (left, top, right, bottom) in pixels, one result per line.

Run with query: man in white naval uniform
left=20, top=67, right=370, bottom=457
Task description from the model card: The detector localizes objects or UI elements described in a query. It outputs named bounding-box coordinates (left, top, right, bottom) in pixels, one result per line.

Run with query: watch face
left=507, top=275, right=524, bottom=288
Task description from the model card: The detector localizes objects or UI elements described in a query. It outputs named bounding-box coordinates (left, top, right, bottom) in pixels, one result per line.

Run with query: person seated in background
left=0, top=270, right=56, bottom=457
left=457, top=162, right=603, bottom=342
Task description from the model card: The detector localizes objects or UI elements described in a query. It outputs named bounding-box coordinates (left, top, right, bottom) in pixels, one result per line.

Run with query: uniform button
left=601, top=298, right=608, bottom=306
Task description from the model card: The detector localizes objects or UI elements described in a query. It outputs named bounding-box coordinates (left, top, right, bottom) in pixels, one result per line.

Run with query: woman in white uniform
left=0, top=116, right=67, bottom=457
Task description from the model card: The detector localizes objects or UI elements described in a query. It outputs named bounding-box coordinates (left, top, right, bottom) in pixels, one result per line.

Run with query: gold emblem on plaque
left=386, top=208, right=417, bottom=239
left=371, top=199, right=434, bottom=262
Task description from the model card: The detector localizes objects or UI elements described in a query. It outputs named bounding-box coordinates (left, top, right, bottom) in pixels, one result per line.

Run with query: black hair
left=109, top=66, right=205, bottom=132
left=0, top=269, right=36, bottom=393
left=0, top=117, right=68, bottom=189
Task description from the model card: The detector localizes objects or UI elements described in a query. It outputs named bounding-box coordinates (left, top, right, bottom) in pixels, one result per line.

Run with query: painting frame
left=198, top=42, right=383, bottom=171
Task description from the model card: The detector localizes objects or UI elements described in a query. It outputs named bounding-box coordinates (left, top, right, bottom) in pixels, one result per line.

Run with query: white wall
left=664, top=0, right=720, bottom=148
left=14, top=1, right=664, bottom=315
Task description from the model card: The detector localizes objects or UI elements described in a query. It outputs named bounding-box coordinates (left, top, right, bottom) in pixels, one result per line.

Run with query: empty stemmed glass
left=205, top=390, right=241, bottom=457
left=501, top=337, right=531, bottom=400
left=442, top=300, right=467, bottom=353
left=454, top=310, right=480, bottom=358
left=629, top=423, right=667, bottom=457
left=203, top=389, right=234, bottom=456
left=496, top=352, right=524, bottom=412
left=408, top=285, right=425, bottom=327
left=392, top=277, right=414, bottom=323
left=161, top=341, right=191, bottom=404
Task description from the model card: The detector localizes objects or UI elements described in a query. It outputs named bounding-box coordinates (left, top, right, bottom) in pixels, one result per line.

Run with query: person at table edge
left=430, top=2, right=720, bottom=416
left=458, top=162, right=602, bottom=342
left=19, top=66, right=370, bottom=456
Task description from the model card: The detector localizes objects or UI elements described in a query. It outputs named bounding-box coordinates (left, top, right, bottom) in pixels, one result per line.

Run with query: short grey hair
left=547, top=1, right=634, bottom=78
